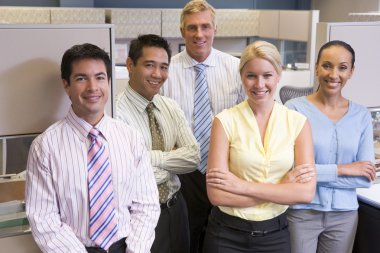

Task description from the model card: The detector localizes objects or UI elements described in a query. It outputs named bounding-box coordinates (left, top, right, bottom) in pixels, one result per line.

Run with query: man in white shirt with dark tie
left=161, top=1, right=244, bottom=252
left=26, top=43, right=160, bottom=253
left=116, top=34, right=200, bottom=253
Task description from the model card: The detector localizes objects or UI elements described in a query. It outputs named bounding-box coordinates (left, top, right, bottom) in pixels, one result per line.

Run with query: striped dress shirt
left=116, top=85, right=200, bottom=199
left=161, top=48, right=245, bottom=128
left=26, top=108, right=160, bottom=253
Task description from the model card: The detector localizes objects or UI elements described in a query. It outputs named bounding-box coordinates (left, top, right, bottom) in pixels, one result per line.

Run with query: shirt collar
left=182, top=47, right=216, bottom=69
left=126, top=83, right=161, bottom=113
left=66, top=107, right=109, bottom=142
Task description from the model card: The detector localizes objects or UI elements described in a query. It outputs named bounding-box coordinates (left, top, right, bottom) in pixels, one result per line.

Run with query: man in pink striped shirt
left=26, top=43, right=160, bottom=253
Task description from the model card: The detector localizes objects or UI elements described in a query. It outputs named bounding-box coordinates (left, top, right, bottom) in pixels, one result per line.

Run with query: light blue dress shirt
left=286, top=96, right=374, bottom=211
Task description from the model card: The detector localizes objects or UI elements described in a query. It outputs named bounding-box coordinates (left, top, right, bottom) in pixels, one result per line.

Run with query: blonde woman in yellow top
left=203, top=41, right=316, bottom=253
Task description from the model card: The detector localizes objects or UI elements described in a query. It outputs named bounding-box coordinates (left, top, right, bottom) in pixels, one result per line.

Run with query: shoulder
left=216, top=101, right=247, bottom=121
left=276, top=103, right=306, bottom=123
left=349, top=100, right=369, bottom=113
left=170, top=51, right=186, bottom=64
left=285, top=96, right=307, bottom=109
left=108, top=116, right=137, bottom=131
left=30, top=119, right=67, bottom=153
left=212, top=48, right=240, bottom=64
left=157, top=94, right=180, bottom=108
left=348, top=100, right=372, bottom=121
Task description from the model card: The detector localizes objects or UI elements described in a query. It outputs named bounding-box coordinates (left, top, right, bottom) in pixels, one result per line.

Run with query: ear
left=348, top=66, right=355, bottom=79
left=126, top=57, right=134, bottom=73
left=62, top=79, right=70, bottom=96
left=314, top=63, right=319, bottom=77
left=180, top=27, right=185, bottom=39
left=214, top=24, right=217, bottom=35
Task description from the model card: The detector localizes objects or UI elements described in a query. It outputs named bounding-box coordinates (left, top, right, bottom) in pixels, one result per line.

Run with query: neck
left=248, top=99, right=275, bottom=118
left=313, top=90, right=345, bottom=108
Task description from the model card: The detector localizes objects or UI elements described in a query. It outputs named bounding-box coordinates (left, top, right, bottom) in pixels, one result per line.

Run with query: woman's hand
left=206, top=167, right=249, bottom=195
left=281, top=164, right=316, bottom=184
left=338, top=161, right=376, bottom=181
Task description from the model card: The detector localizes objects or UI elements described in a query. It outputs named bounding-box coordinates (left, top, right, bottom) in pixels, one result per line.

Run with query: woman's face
left=316, top=45, right=354, bottom=95
left=241, top=57, right=280, bottom=107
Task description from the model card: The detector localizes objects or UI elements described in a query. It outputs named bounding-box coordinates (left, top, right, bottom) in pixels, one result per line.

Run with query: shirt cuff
left=149, top=150, right=164, bottom=168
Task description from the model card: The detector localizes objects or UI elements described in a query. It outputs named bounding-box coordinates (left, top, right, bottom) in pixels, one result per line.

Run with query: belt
left=85, top=237, right=126, bottom=253
left=210, top=207, right=288, bottom=237
left=160, top=190, right=179, bottom=209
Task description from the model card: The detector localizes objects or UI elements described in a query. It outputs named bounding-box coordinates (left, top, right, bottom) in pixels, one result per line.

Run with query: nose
left=194, top=26, right=203, bottom=38
left=255, top=76, right=265, bottom=88
left=328, top=67, right=339, bottom=78
left=151, top=66, right=162, bottom=78
left=86, top=78, right=99, bottom=91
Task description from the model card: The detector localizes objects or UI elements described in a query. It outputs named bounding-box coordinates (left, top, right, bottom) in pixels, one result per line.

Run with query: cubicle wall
left=316, top=22, right=380, bottom=107
left=0, top=24, right=115, bottom=137
left=0, top=24, right=115, bottom=253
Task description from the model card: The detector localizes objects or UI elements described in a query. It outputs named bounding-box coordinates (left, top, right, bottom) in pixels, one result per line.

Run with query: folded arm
left=206, top=119, right=316, bottom=208
left=149, top=103, right=200, bottom=175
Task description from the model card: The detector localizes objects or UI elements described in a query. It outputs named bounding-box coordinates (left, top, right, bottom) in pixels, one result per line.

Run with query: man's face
left=181, top=10, right=216, bottom=63
left=63, top=58, right=109, bottom=125
left=127, top=46, right=169, bottom=101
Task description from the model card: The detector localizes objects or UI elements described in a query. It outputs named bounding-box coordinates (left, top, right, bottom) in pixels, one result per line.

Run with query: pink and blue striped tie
left=88, top=128, right=118, bottom=250
left=193, top=63, right=212, bottom=174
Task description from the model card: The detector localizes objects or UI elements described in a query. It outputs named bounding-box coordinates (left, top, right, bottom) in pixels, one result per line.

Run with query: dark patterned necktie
left=146, top=102, right=169, bottom=203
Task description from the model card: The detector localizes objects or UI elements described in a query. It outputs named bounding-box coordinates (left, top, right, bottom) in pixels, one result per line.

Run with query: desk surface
left=357, top=183, right=380, bottom=209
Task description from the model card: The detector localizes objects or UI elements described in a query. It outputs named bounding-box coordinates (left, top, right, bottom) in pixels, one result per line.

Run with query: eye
left=321, top=63, right=331, bottom=69
left=263, top=74, right=273, bottom=79
left=186, top=25, right=197, bottom=32
left=161, top=65, right=168, bottom=71
left=246, top=73, right=256, bottom=79
left=75, top=76, right=86, bottom=82
left=145, top=63, right=154, bottom=68
left=201, top=24, right=212, bottom=31
left=339, top=65, right=348, bottom=71
left=96, top=75, right=107, bottom=80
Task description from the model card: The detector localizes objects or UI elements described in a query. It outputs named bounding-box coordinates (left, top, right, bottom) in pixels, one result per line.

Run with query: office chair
left=279, top=85, right=314, bottom=104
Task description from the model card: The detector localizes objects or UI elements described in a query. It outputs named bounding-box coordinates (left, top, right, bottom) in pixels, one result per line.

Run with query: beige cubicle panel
left=0, top=7, right=50, bottom=24
left=258, top=10, right=280, bottom=38
left=106, top=9, right=161, bottom=39
left=215, top=9, right=259, bottom=37
left=50, top=8, right=105, bottom=24
left=279, top=11, right=310, bottom=41
left=0, top=24, right=115, bottom=137
left=161, top=9, right=182, bottom=38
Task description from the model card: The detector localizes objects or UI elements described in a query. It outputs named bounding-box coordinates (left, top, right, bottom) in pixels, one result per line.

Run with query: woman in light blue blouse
left=285, top=40, right=377, bottom=253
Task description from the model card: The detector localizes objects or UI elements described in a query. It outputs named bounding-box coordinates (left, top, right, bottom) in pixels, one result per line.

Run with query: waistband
left=160, top=190, right=180, bottom=209
left=211, top=207, right=288, bottom=236
left=86, top=237, right=126, bottom=253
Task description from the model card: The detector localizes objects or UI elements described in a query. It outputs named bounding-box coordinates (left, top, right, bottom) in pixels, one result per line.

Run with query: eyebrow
left=143, top=60, right=169, bottom=66
left=72, top=72, right=107, bottom=78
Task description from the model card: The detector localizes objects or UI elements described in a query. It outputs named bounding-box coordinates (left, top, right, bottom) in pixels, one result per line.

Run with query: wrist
left=337, top=164, right=344, bottom=176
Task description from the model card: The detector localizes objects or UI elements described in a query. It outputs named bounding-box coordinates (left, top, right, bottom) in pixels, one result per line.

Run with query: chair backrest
left=279, top=85, right=314, bottom=104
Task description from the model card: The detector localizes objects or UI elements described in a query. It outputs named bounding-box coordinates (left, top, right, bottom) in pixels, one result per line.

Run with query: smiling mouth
left=148, top=80, right=161, bottom=86
left=253, top=90, right=269, bottom=95
left=85, top=95, right=101, bottom=101
left=194, top=41, right=206, bottom=46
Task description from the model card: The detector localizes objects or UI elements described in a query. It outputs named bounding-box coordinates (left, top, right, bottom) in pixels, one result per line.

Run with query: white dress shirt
left=26, top=108, right=160, bottom=253
left=161, top=48, right=245, bottom=128
left=116, top=85, right=200, bottom=199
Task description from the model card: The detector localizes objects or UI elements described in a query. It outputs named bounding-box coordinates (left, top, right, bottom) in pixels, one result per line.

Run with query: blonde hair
left=180, top=0, right=216, bottom=30
left=239, top=40, right=282, bottom=75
